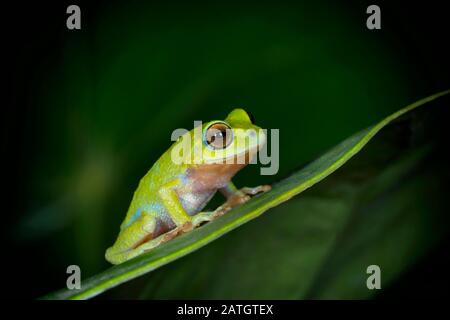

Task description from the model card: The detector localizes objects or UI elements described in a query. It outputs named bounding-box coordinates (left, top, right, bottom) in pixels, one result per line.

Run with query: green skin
left=105, top=109, right=270, bottom=264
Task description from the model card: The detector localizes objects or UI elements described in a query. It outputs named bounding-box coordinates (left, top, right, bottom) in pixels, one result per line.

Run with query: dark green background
left=3, top=1, right=449, bottom=298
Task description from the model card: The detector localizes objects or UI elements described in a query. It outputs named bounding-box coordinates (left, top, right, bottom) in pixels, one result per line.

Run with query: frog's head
left=194, top=108, right=266, bottom=165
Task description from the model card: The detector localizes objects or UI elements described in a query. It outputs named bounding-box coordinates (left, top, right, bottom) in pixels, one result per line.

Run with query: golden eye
left=204, top=122, right=233, bottom=149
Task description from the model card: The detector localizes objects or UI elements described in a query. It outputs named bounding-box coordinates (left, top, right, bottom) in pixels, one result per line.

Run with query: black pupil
left=207, top=125, right=229, bottom=148
left=212, top=128, right=226, bottom=146
left=211, top=130, right=224, bottom=142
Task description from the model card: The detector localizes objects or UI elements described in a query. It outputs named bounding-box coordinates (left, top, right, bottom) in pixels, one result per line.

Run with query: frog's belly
left=178, top=190, right=216, bottom=216
left=143, top=190, right=216, bottom=232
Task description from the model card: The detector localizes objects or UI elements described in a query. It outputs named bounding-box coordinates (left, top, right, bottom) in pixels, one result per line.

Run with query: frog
left=105, top=108, right=271, bottom=264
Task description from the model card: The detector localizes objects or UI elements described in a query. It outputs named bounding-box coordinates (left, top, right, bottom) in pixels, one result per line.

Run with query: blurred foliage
left=111, top=95, right=448, bottom=299
left=9, top=1, right=448, bottom=298
left=43, top=92, right=449, bottom=299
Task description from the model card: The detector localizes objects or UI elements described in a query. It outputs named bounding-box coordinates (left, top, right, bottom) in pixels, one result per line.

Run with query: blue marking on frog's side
left=121, top=203, right=164, bottom=230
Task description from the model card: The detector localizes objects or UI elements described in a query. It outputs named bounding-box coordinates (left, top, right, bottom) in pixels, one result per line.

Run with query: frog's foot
left=216, top=184, right=272, bottom=216
left=133, top=221, right=193, bottom=254
left=240, top=185, right=271, bottom=196
left=192, top=211, right=216, bottom=227
left=130, top=234, right=167, bottom=257
left=190, top=185, right=272, bottom=229
left=161, top=221, right=194, bottom=242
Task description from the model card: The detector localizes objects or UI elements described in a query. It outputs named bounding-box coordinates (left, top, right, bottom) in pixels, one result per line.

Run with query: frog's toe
left=161, top=221, right=193, bottom=241
left=223, top=193, right=251, bottom=209
left=192, top=211, right=216, bottom=227
left=240, top=184, right=271, bottom=195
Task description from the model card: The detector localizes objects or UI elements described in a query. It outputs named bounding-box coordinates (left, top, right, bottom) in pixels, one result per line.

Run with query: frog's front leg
left=219, top=181, right=271, bottom=211
left=192, top=182, right=271, bottom=226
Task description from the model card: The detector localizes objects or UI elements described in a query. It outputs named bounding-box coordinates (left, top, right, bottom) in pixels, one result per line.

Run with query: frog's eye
left=204, top=122, right=233, bottom=149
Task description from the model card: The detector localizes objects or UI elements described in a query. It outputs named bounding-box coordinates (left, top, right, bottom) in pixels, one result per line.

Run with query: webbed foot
left=214, top=184, right=271, bottom=217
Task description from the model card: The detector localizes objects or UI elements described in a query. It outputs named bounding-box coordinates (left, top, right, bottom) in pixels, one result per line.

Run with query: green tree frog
left=105, top=109, right=270, bottom=264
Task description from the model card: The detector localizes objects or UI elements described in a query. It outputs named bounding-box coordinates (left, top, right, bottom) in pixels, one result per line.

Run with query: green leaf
left=41, top=90, right=449, bottom=300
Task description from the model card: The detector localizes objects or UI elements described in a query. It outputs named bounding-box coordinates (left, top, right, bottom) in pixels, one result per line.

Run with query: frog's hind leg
left=116, top=220, right=193, bottom=262
left=105, top=213, right=162, bottom=264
